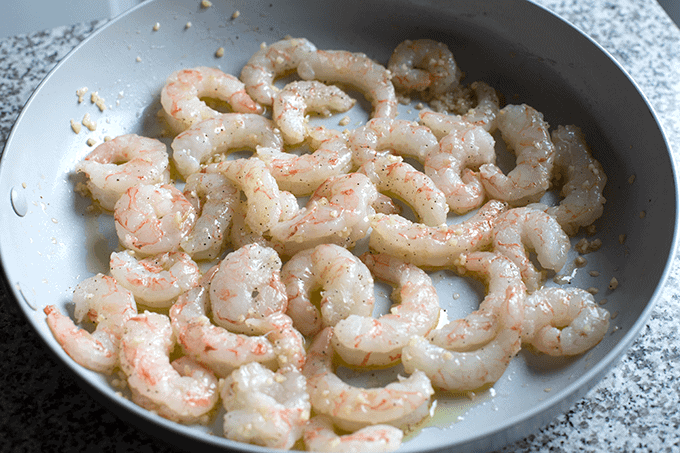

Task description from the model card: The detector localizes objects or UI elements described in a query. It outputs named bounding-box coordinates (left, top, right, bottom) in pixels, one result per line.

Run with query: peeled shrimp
left=492, top=206, right=570, bottom=292
left=419, top=81, right=500, bottom=135
left=281, top=244, right=375, bottom=337
left=180, top=172, right=239, bottom=260
left=480, top=104, right=556, bottom=204
left=388, top=39, right=461, bottom=97
left=205, top=157, right=283, bottom=235
left=269, top=172, right=379, bottom=256
left=75, top=134, right=169, bottom=211
left=273, top=80, right=355, bottom=144
left=114, top=183, right=197, bottom=256
left=109, top=251, right=200, bottom=307
left=240, top=37, right=318, bottom=106
left=220, top=362, right=310, bottom=449
left=402, top=252, right=524, bottom=392
left=171, top=113, right=283, bottom=178
left=348, top=117, right=439, bottom=166
left=546, top=125, right=607, bottom=235
left=160, top=66, right=262, bottom=131
left=368, top=199, right=507, bottom=268
left=119, top=311, right=220, bottom=423
left=332, top=253, right=441, bottom=367
left=522, top=287, right=610, bottom=356
left=422, top=112, right=497, bottom=214
left=303, top=328, right=434, bottom=432
left=303, top=415, right=403, bottom=453
left=359, top=155, right=449, bottom=226
left=43, top=274, right=137, bottom=374
left=209, top=244, right=288, bottom=334
left=257, top=126, right=353, bottom=196
left=297, top=49, right=398, bottom=119
left=430, top=251, right=526, bottom=351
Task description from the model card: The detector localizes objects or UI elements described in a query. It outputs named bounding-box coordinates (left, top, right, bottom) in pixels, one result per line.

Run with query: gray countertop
left=1, top=0, right=679, bottom=452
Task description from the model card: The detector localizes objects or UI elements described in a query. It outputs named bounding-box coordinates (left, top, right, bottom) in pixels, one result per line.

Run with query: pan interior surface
left=0, top=0, right=675, bottom=452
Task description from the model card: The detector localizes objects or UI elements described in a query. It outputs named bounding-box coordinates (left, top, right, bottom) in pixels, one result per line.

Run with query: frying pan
left=0, top=0, right=676, bottom=451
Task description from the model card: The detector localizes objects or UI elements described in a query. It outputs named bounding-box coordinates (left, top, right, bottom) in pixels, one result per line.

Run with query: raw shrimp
left=109, top=251, right=200, bottom=307
left=402, top=252, right=524, bottom=392
left=160, top=66, right=262, bottom=131
left=240, top=37, right=318, bottom=106
left=119, top=312, right=220, bottom=423
left=269, top=172, right=379, bottom=256
left=480, top=104, right=556, bottom=204
left=422, top=112, right=496, bottom=214
left=368, top=199, right=508, bottom=268
left=220, top=362, right=310, bottom=449
left=171, top=113, right=283, bottom=178
left=430, top=252, right=526, bottom=351
left=303, top=415, right=403, bottom=453
left=348, top=117, right=439, bottom=166
left=388, top=39, right=462, bottom=97
left=281, top=244, right=375, bottom=337
left=419, top=81, right=500, bottom=135
left=304, top=328, right=434, bottom=432
left=492, top=206, right=570, bottom=292
left=180, top=172, right=239, bottom=260
left=75, top=134, right=169, bottom=211
left=546, top=125, right=607, bottom=235
left=297, top=49, right=398, bottom=119
left=257, top=126, right=353, bottom=196
left=273, top=80, right=355, bottom=144
left=332, top=253, right=441, bottom=367
left=359, top=155, right=449, bottom=226
left=522, top=287, right=610, bottom=356
left=43, top=274, right=137, bottom=374
left=114, top=183, right=197, bottom=255
left=209, top=244, right=288, bottom=334
left=205, top=157, right=283, bottom=235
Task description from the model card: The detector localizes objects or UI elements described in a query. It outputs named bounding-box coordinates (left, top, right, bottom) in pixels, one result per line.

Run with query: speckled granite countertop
left=1, top=1, right=679, bottom=452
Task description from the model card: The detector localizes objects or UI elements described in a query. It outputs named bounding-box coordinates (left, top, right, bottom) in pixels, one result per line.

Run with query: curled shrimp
left=388, top=39, right=462, bottom=97
left=257, top=126, right=353, bottom=196
left=75, top=134, right=169, bottom=211
left=303, top=415, right=404, bottom=453
left=205, top=157, right=283, bottom=235
left=43, top=274, right=137, bottom=374
left=297, top=49, right=398, bottom=119
left=273, top=80, right=355, bottom=145
left=180, top=172, right=239, bottom=260
left=269, top=173, right=379, bottom=256
left=359, top=155, right=449, bottom=226
left=348, top=117, right=439, bottom=166
left=480, top=104, right=556, bottom=205
left=160, top=66, right=262, bottom=131
left=430, top=251, right=526, bottom=351
left=332, top=253, right=441, bottom=367
left=119, top=312, right=220, bottom=423
left=545, top=125, right=607, bottom=235
left=492, top=206, right=570, bottom=292
left=303, top=328, right=434, bottom=432
left=109, top=251, right=200, bottom=307
left=281, top=244, right=375, bottom=337
left=419, top=81, right=500, bottom=135
left=522, top=287, right=610, bottom=356
left=220, top=362, right=311, bottom=449
left=209, top=244, right=288, bottom=334
left=368, top=199, right=507, bottom=268
left=170, top=113, right=283, bottom=178
left=402, top=252, right=525, bottom=392
left=114, top=183, right=197, bottom=256
left=240, top=37, right=318, bottom=106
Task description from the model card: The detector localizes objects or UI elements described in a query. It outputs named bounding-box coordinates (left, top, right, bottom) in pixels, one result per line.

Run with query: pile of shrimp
left=46, top=37, right=611, bottom=452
